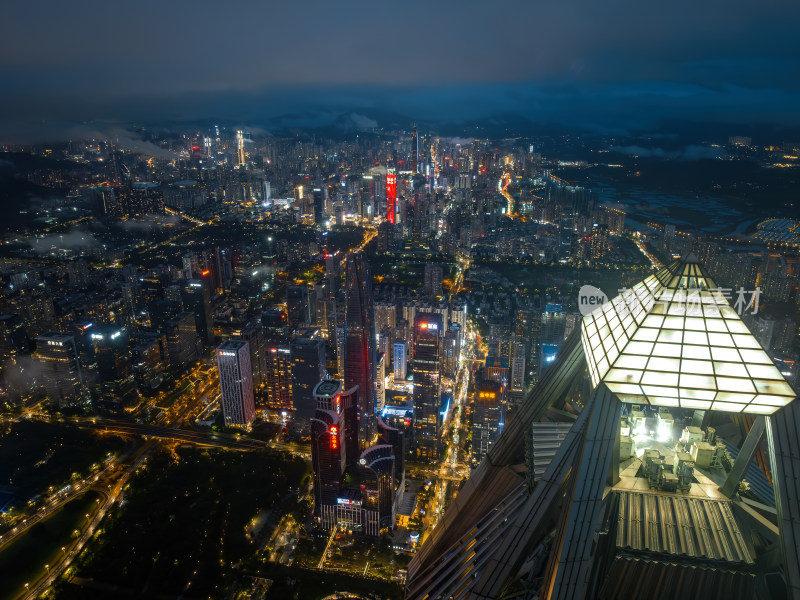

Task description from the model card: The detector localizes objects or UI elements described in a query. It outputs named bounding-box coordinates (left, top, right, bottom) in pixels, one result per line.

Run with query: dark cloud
left=28, top=229, right=100, bottom=254
left=610, top=144, right=724, bottom=161
left=0, top=0, right=797, bottom=132
left=118, top=213, right=181, bottom=232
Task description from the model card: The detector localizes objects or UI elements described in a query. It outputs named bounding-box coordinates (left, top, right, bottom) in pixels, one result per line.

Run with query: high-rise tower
left=236, top=129, right=245, bottom=167
left=344, top=253, right=377, bottom=446
left=386, top=168, right=397, bottom=224
left=216, top=340, right=255, bottom=428
left=412, top=312, right=443, bottom=461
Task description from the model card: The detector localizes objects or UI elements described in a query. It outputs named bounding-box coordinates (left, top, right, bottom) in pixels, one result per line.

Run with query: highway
left=20, top=442, right=156, bottom=600
left=0, top=462, right=116, bottom=552
left=84, top=419, right=269, bottom=450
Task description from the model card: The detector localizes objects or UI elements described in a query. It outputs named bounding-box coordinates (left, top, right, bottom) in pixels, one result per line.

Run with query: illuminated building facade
left=412, top=312, right=443, bottom=461
left=181, top=278, right=214, bottom=345
left=91, top=326, right=138, bottom=409
left=263, top=344, right=292, bottom=412
left=216, top=340, right=255, bottom=428
left=471, top=378, right=504, bottom=467
left=386, top=168, right=397, bottom=224
left=290, top=337, right=327, bottom=430
left=311, top=380, right=360, bottom=529
left=34, top=333, right=84, bottom=408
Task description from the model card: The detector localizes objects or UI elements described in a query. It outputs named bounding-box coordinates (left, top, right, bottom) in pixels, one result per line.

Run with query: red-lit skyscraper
left=344, top=253, right=377, bottom=446
left=311, top=379, right=359, bottom=529
left=386, top=168, right=396, bottom=224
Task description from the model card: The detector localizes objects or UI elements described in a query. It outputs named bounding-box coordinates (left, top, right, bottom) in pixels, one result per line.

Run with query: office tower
left=393, top=341, right=407, bottom=381
left=312, top=188, right=324, bottom=225
left=412, top=312, right=443, bottom=461
left=165, top=312, right=200, bottom=370
left=489, top=321, right=512, bottom=362
left=290, top=337, right=327, bottom=430
left=442, top=323, right=461, bottom=379
left=401, top=299, right=417, bottom=335
left=484, top=356, right=509, bottom=389
left=539, top=303, right=565, bottom=376
left=216, top=340, right=255, bottom=428
left=602, top=206, right=626, bottom=232
left=590, top=222, right=609, bottom=261
left=313, top=282, right=329, bottom=335
left=311, top=380, right=359, bottom=529
left=450, top=300, right=467, bottom=332
left=378, top=414, right=405, bottom=471
left=91, top=326, right=138, bottom=409
left=131, top=334, right=167, bottom=392
left=182, top=252, right=202, bottom=277
left=386, top=168, right=397, bottom=224
left=237, top=320, right=265, bottom=389
left=201, top=248, right=225, bottom=295
left=471, top=379, right=504, bottom=468
left=261, top=308, right=288, bottom=342
left=236, top=129, right=245, bottom=167
left=509, top=339, right=526, bottom=409
left=263, top=344, right=293, bottom=412
left=407, top=255, right=800, bottom=600
left=377, top=330, right=392, bottom=369
left=344, top=253, right=377, bottom=446
left=286, top=285, right=310, bottom=331
left=358, top=445, right=396, bottom=535
left=423, top=263, right=444, bottom=298
left=181, top=278, right=214, bottom=345
left=558, top=207, right=574, bottom=261
left=375, top=299, right=396, bottom=332
left=376, top=352, right=386, bottom=413
left=34, top=333, right=83, bottom=407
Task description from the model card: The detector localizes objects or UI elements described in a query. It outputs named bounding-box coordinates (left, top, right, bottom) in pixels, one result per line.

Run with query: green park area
left=53, top=446, right=308, bottom=598
left=0, top=420, right=125, bottom=520
left=0, top=490, right=103, bottom=600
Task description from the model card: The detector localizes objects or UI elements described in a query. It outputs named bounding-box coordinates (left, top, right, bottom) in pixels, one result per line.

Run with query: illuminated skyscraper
left=34, top=333, right=83, bottom=408
left=423, top=262, right=443, bottom=298
left=411, top=124, right=419, bottom=173
left=290, top=337, right=327, bottom=430
left=236, top=129, right=245, bottom=167
left=412, top=312, right=443, bottom=461
left=311, top=380, right=359, bottom=529
left=344, top=253, right=377, bottom=446
left=386, top=168, right=397, bottom=224
left=181, top=278, right=214, bottom=345
left=590, top=222, right=609, bottom=261
left=263, top=344, right=292, bottom=412
left=91, top=326, right=138, bottom=409
left=471, top=378, right=504, bottom=467
left=376, top=352, right=386, bottom=413
left=393, top=341, right=407, bottom=381
left=539, top=303, right=565, bottom=376
left=216, top=340, right=255, bottom=428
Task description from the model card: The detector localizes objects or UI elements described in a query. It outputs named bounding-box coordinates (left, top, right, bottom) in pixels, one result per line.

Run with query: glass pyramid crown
left=580, top=254, right=796, bottom=414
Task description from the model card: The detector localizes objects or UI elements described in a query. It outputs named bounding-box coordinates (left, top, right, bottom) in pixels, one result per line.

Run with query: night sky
left=2, top=0, right=799, bottom=138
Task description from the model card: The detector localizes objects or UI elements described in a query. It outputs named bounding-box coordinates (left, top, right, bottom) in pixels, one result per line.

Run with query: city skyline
left=0, top=3, right=798, bottom=598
